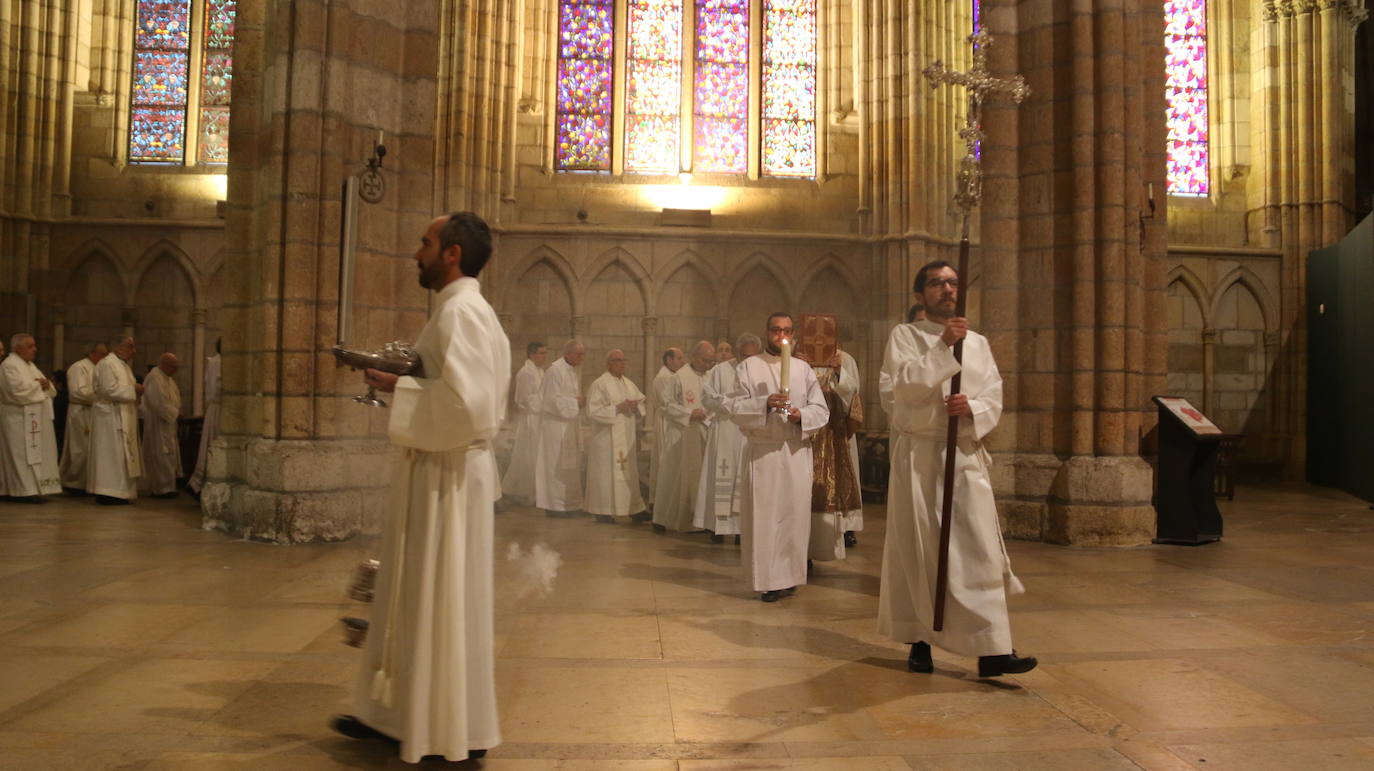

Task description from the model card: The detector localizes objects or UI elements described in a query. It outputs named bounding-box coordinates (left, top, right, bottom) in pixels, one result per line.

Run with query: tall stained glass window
left=129, top=0, right=236, bottom=165
left=555, top=0, right=615, bottom=171
left=197, top=0, right=236, bottom=164
left=694, top=0, right=749, bottom=174
left=554, top=0, right=817, bottom=178
left=1164, top=0, right=1209, bottom=196
left=131, top=1, right=192, bottom=162
left=760, top=0, right=816, bottom=177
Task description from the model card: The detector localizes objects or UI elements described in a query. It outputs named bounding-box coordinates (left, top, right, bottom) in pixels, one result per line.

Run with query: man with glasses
left=724, top=313, right=829, bottom=602
left=877, top=260, right=1036, bottom=678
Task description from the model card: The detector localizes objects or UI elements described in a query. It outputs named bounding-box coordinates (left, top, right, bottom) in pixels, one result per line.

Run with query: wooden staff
left=932, top=214, right=971, bottom=632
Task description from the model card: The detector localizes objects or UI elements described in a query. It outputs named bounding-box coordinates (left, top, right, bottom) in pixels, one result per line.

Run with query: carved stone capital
left=572, top=315, right=589, bottom=336
left=641, top=316, right=659, bottom=335
left=1201, top=327, right=1219, bottom=343
left=1264, top=330, right=1282, bottom=347
left=191, top=308, right=208, bottom=326
left=1262, top=0, right=1280, bottom=21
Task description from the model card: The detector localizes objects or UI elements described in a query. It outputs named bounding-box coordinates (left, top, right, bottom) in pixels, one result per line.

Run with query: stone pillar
left=572, top=314, right=590, bottom=340
left=641, top=316, right=659, bottom=384
left=51, top=307, right=65, bottom=372
left=202, top=0, right=441, bottom=543
left=984, top=0, right=1167, bottom=545
left=1201, top=327, right=1217, bottom=415
left=1259, top=0, right=1367, bottom=477
left=191, top=308, right=207, bottom=415
left=122, top=307, right=136, bottom=340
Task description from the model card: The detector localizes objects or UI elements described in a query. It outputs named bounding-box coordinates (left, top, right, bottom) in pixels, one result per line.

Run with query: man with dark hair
left=725, top=312, right=829, bottom=602
left=333, top=212, right=508, bottom=761
left=502, top=340, right=548, bottom=506
left=878, top=260, right=1035, bottom=678
left=436, top=211, right=494, bottom=278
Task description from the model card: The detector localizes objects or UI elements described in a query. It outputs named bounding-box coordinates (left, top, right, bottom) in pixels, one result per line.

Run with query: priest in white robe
left=139, top=353, right=183, bottom=497
left=59, top=342, right=108, bottom=494
left=88, top=336, right=143, bottom=504
left=534, top=339, right=586, bottom=516
left=333, top=212, right=508, bottom=762
left=694, top=334, right=759, bottom=539
left=0, top=334, right=61, bottom=501
left=653, top=341, right=713, bottom=532
left=725, top=314, right=828, bottom=601
left=647, top=347, right=683, bottom=508
left=877, top=260, right=1035, bottom=678
left=188, top=339, right=220, bottom=497
left=584, top=349, right=647, bottom=522
left=500, top=341, right=547, bottom=506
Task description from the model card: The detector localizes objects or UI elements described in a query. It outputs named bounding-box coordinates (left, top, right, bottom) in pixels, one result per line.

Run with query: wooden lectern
left=1152, top=396, right=1233, bottom=545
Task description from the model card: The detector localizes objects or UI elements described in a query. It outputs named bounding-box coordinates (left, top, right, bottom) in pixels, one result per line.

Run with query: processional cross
left=923, top=28, right=1028, bottom=632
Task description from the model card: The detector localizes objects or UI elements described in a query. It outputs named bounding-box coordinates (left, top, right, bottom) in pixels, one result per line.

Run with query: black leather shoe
left=710, top=533, right=724, bottom=543
left=978, top=652, right=1038, bottom=677
left=468, top=749, right=487, bottom=759
left=761, top=590, right=782, bottom=602
left=844, top=531, right=858, bottom=548
left=96, top=495, right=130, bottom=506
left=652, top=523, right=666, bottom=533
left=330, top=714, right=396, bottom=743
left=630, top=511, right=652, bottom=522
left=907, top=641, right=933, bottom=673
left=595, top=514, right=614, bottom=524
left=783, top=586, right=797, bottom=596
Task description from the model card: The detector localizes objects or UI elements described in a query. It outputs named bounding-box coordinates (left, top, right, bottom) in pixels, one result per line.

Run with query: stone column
left=202, top=0, right=441, bottom=543
left=191, top=308, right=207, bottom=415
left=1201, top=327, right=1217, bottom=415
left=1259, top=0, right=1367, bottom=476
left=122, top=307, right=137, bottom=340
left=983, top=0, right=1168, bottom=545
left=51, top=306, right=65, bottom=372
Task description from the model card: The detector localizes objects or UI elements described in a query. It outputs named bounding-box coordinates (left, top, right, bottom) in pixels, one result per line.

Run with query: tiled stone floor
left=1, top=484, right=1373, bottom=769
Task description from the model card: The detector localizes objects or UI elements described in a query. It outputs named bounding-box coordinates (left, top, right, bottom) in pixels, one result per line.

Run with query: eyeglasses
left=925, top=278, right=959, bottom=289
left=767, top=327, right=794, bottom=335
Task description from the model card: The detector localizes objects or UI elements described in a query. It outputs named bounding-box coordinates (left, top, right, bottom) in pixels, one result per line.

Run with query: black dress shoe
left=760, top=590, right=783, bottom=602
left=630, top=511, right=652, bottom=522
left=63, top=487, right=88, bottom=497
left=468, top=749, right=487, bottom=759
left=978, top=652, right=1038, bottom=677
left=907, top=641, right=933, bottom=673
left=783, top=586, right=797, bottom=596
left=152, top=491, right=179, bottom=499
left=96, top=495, right=131, bottom=506
left=330, top=714, right=396, bottom=743
left=734, top=535, right=741, bottom=545
left=710, top=533, right=724, bottom=543
left=595, top=514, right=614, bottom=524
left=844, top=531, right=858, bottom=548
left=652, top=523, right=666, bottom=533
left=9, top=495, right=44, bottom=504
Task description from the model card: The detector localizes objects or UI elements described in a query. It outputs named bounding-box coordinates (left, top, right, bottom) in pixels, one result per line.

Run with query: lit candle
left=1147, top=181, right=1154, bottom=202
left=779, top=337, right=791, bottom=393
left=377, top=129, right=384, bottom=148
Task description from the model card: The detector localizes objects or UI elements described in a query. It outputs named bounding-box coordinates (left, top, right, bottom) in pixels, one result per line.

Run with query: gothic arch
left=797, top=254, right=863, bottom=306
left=583, top=246, right=653, bottom=316
left=1210, top=266, right=1276, bottom=331
left=61, top=240, right=129, bottom=300
left=496, top=245, right=580, bottom=316
left=1167, top=265, right=1211, bottom=329
left=131, top=239, right=201, bottom=308
left=724, top=252, right=796, bottom=308
left=655, top=251, right=722, bottom=316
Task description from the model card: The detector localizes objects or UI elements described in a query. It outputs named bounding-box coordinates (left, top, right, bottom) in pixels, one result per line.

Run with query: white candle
left=779, top=338, right=791, bottom=392
left=377, top=129, right=384, bottom=147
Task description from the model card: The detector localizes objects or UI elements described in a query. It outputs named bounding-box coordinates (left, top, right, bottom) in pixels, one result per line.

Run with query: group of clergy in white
left=0, top=332, right=224, bottom=507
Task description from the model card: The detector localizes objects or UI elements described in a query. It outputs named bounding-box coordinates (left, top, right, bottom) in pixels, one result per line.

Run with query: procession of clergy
left=0, top=332, right=221, bottom=506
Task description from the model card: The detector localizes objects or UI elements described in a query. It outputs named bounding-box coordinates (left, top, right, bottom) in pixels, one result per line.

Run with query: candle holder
left=772, top=387, right=792, bottom=416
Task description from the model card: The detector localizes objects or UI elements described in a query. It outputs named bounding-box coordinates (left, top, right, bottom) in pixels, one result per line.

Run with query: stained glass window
left=198, top=0, right=236, bottom=164
left=553, top=0, right=817, bottom=178
left=626, top=0, right=684, bottom=173
left=1165, top=0, right=1209, bottom=196
left=555, top=0, right=616, bottom=171
left=693, top=0, right=749, bottom=174
left=129, top=0, right=236, bottom=166
left=130, top=0, right=192, bottom=162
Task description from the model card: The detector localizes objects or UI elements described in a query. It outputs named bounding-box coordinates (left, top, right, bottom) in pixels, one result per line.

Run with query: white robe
left=652, top=366, right=707, bottom=531
left=139, top=368, right=182, bottom=495
left=88, top=354, right=142, bottom=500
left=354, top=276, right=508, bottom=762
left=188, top=353, right=221, bottom=494
left=0, top=354, right=60, bottom=497
left=647, top=365, right=673, bottom=505
left=876, top=320, right=1022, bottom=657
left=584, top=371, right=646, bottom=517
left=533, top=357, right=583, bottom=512
left=60, top=356, right=98, bottom=491
left=693, top=359, right=744, bottom=535
left=836, top=350, right=864, bottom=532
left=500, top=359, right=543, bottom=505
left=725, top=353, right=828, bottom=592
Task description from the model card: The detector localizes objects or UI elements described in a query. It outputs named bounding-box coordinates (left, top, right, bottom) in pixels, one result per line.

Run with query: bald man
left=535, top=339, right=586, bottom=516
left=140, top=353, right=183, bottom=498
left=59, top=342, right=109, bottom=494
left=89, top=336, right=144, bottom=504
left=585, top=349, right=647, bottom=522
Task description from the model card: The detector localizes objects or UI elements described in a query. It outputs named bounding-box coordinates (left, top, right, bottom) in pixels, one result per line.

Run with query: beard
left=418, top=257, right=446, bottom=289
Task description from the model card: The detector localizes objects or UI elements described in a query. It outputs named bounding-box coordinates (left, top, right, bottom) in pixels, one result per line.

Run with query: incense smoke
left=505, top=541, right=563, bottom=599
